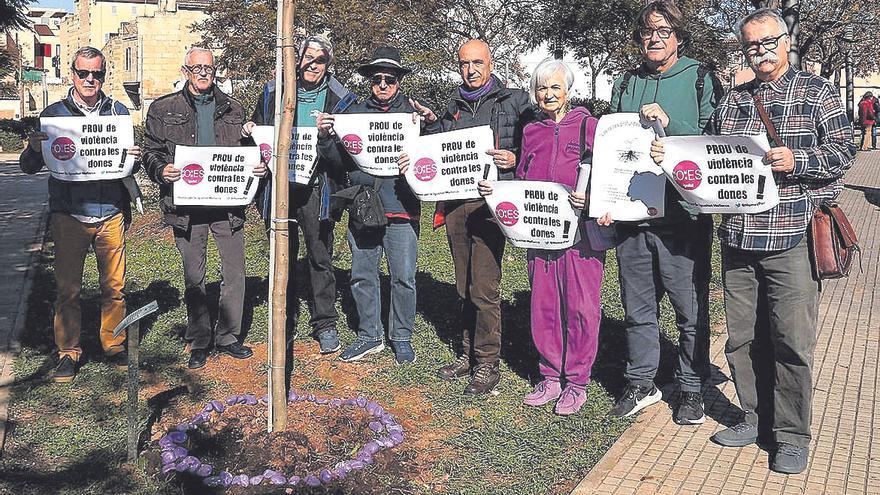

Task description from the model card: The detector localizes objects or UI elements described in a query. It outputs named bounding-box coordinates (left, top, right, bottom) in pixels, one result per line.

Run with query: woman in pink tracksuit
left=479, top=59, right=611, bottom=415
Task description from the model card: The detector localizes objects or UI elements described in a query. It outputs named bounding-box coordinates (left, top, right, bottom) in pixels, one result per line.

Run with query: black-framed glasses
left=639, top=27, right=675, bottom=40
left=184, top=64, right=216, bottom=75
left=72, top=68, right=105, bottom=81
left=370, top=74, right=398, bottom=85
left=741, top=33, right=788, bottom=54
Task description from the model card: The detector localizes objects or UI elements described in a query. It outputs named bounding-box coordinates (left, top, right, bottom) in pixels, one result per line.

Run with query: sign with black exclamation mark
left=757, top=175, right=766, bottom=200
left=119, top=149, right=127, bottom=169
left=563, top=220, right=571, bottom=239
left=482, top=164, right=491, bottom=180
left=243, top=176, right=255, bottom=196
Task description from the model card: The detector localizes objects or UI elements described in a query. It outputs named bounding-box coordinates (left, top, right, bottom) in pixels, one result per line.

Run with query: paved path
left=0, top=154, right=49, bottom=451
left=574, top=151, right=880, bottom=495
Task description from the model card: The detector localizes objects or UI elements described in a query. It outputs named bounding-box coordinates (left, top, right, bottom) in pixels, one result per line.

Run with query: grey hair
left=529, top=58, right=575, bottom=105
left=70, top=46, right=105, bottom=71
left=299, top=33, right=334, bottom=66
left=182, top=46, right=214, bottom=66
left=736, top=8, right=789, bottom=42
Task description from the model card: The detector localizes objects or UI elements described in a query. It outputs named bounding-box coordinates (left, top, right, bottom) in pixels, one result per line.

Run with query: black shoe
left=52, top=355, right=78, bottom=383
left=711, top=421, right=758, bottom=447
left=771, top=442, right=809, bottom=474
left=107, top=350, right=128, bottom=370
left=188, top=349, right=208, bottom=369
left=436, top=355, right=470, bottom=381
left=216, top=342, right=253, bottom=359
left=463, top=363, right=500, bottom=395
left=609, top=384, right=662, bottom=417
left=674, top=391, right=706, bottom=425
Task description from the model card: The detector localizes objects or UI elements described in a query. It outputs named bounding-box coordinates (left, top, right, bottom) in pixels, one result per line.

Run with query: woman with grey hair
left=479, top=58, right=610, bottom=415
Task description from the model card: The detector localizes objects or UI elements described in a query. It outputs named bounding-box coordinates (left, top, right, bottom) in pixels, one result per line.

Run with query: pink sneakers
left=523, top=379, right=562, bottom=406
left=554, top=384, right=588, bottom=416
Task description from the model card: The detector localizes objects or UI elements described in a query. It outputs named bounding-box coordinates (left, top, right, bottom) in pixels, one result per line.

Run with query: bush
left=571, top=97, right=611, bottom=118
left=0, top=130, right=25, bottom=152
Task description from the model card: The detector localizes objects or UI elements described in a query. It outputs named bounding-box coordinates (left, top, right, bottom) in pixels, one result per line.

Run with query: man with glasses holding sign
left=20, top=46, right=142, bottom=383
left=242, top=34, right=355, bottom=355
left=143, top=47, right=267, bottom=370
left=318, top=46, right=439, bottom=364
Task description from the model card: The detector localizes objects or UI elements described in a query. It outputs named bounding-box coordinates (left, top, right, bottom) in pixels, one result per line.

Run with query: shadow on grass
left=0, top=444, right=140, bottom=494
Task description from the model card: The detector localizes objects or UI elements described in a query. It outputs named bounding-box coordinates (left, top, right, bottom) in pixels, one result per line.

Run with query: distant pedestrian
left=858, top=92, right=877, bottom=150
left=19, top=46, right=143, bottom=382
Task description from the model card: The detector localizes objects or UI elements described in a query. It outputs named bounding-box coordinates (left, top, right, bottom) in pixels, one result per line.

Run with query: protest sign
left=659, top=134, right=778, bottom=214
left=333, top=113, right=419, bottom=176
left=484, top=180, right=580, bottom=250
left=588, top=113, right=666, bottom=221
left=250, top=125, right=318, bottom=184
left=40, top=115, right=136, bottom=181
left=172, top=146, right=261, bottom=206
left=404, top=125, right=497, bottom=201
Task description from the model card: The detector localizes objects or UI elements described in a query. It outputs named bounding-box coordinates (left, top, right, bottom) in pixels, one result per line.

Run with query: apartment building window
left=111, top=6, right=117, bottom=15
left=132, top=6, right=137, bottom=14
left=125, top=47, right=131, bottom=72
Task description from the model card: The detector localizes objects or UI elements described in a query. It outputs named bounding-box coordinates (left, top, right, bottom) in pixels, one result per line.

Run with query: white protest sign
left=40, top=115, right=136, bottom=181
left=404, top=125, right=498, bottom=201
left=250, top=125, right=318, bottom=184
left=660, top=134, right=778, bottom=214
left=484, top=180, right=580, bottom=250
left=172, top=146, right=261, bottom=206
left=333, top=113, right=419, bottom=176
left=589, top=113, right=666, bottom=221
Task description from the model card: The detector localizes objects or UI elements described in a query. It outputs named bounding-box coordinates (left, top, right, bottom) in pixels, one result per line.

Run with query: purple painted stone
left=225, top=395, right=240, bottom=405
left=269, top=474, right=287, bottom=485
left=195, top=464, right=212, bottom=477
left=172, top=446, right=187, bottom=459
left=363, top=440, right=381, bottom=455
left=219, top=471, right=233, bottom=485
left=183, top=456, right=201, bottom=472
left=168, top=431, right=188, bottom=443
left=160, top=451, right=176, bottom=464
left=202, top=403, right=214, bottom=413
left=365, top=402, right=378, bottom=414
left=158, top=437, right=173, bottom=449
left=343, top=398, right=357, bottom=406
left=176, top=423, right=191, bottom=432
left=203, top=475, right=224, bottom=487
left=259, top=395, right=268, bottom=403
left=319, top=469, right=333, bottom=482
left=232, top=474, right=250, bottom=487
left=305, top=475, right=321, bottom=487
left=377, top=436, right=394, bottom=448
left=244, top=395, right=258, bottom=405
left=390, top=433, right=404, bottom=446
left=334, top=468, right=346, bottom=479
left=287, top=390, right=299, bottom=401
left=368, top=421, right=383, bottom=433
left=263, top=469, right=278, bottom=478
left=249, top=475, right=264, bottom=485
left=356, top=397, right=367, bottom=408
left=174, top=463, right=188, bottom=472
left=210, top=400, right=226, bottom=413
left=315, top=398, right=329, bottom=405
left=161, top=463, right=176, bottom=474
left=288, top=475, right=301, bottom=485
left=306, top=394, right=316, bottom=401
left=349, top=460, right=365, bottom=470
left=330, top=398, right=342, bottom=407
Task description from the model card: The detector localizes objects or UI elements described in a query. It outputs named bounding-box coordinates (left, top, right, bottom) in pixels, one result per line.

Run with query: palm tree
left=0, top=0, right=30, bottom=31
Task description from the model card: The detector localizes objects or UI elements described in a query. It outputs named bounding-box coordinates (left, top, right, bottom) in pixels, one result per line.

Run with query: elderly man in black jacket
left=143, top=47, right=266, bottom=369
left=401, top=39, right=537, bottom=395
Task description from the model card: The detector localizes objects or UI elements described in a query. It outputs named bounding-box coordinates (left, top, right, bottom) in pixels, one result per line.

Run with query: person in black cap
left=319, top=46, right=439, bottom=364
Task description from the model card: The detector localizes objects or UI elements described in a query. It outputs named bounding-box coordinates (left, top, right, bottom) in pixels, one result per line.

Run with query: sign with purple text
left=40, top=115, right=136, bottom=181
left=588, top=113, right=666, bottom=221
left=484, top=180, right=581, bottom=250
left=403, top=125, right=497, bottom=201
left=172, top=145, right=261, bottom=206
left=332, top=113, right=419, bottom=176
left=250, top=125, right=318, bottom=184
left=659, top=134, right=778, bottom=213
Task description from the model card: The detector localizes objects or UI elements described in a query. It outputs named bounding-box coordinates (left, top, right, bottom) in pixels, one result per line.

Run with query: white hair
left=182, top=46, right=214, bottom=66
left=529, top=58, right=575, bottom=105
left=736, top=8, right=789, bottom=42
left=299, top=33, right=334, bottom=66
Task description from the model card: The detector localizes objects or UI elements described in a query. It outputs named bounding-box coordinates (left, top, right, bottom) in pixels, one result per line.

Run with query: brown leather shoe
left=463, top=363, right=500, bottom=395
left=52, top=355, right=78, bottom=383
left=436, top=355, right=471, bottom=381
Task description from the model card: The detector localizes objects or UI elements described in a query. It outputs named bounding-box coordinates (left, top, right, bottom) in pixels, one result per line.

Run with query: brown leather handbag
left=753, top=94, right=861, bottom=279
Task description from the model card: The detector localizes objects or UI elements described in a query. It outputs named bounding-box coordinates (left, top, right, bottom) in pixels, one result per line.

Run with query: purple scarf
left=458, top=76, right=496, bottom=102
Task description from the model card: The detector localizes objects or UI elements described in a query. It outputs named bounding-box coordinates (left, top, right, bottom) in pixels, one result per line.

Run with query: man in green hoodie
left=607, top=0, right=723, bottom=425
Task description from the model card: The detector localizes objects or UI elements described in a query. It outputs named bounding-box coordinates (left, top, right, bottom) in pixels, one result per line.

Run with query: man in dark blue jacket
left=20, top=46, right=142, bottom=383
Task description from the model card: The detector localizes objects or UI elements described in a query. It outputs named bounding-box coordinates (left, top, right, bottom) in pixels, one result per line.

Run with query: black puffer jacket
left=439, top=75, right=538, bottom=181
left=143, top=84, right=247, bottom=230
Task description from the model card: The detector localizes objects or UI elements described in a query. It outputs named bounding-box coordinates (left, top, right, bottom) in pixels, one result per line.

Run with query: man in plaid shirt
left=653, top=8, right=854, bottom=474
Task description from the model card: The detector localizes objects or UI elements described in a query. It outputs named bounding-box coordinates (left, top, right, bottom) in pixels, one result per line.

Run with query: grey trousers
left=173, top=214, right=246, bottom=350
left=616, top=217, right=713, bottom=393
left=722, top=237, right=818, bottom=447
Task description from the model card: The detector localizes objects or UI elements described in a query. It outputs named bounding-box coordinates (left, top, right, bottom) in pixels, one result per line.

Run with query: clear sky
left=33, top=0, right=75, bottom=11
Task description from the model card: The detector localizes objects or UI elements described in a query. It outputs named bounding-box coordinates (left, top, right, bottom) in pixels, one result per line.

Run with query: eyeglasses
left=72, top=68, right=106, bottom=81
left=370, top=74, right=398, bottom=85
left=184, top=64, right=216, bottom=75
left=741, top=33, right=788, bottom=54
left=639, top=27, right=675, bottom=40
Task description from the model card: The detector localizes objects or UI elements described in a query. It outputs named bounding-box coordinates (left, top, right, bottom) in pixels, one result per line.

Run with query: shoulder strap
left=579, top=116, right=588, bottom=160
left=751, top=94, right=785, bottom=147
left=617, top=71, right=634, bottom=112
left=695, top=65, right=709, bottom=105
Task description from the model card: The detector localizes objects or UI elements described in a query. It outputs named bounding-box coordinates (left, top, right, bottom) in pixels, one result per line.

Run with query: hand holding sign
left=316, top=113, right=335, bottom=138
left=487, top=148, right=516, bottom=169
left=27, top=131, right=48, bottom=153
left=765, top=146, right=795, bottom=173
left=40, top=115, right=136, bottom=181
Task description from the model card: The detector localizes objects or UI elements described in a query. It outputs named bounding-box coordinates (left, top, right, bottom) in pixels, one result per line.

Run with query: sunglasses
left=370, top=74, right=399, bottom=85
left=72, top=68, right=106, bottom=81
left=184, top=64, right=216, bottom=75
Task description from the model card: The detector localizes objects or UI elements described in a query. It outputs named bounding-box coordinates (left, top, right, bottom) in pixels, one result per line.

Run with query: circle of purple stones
left=157, top=389, right=405, bottom=488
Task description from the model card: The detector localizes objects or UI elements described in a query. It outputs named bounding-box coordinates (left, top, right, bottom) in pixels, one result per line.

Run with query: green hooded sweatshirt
left=610, top=55, right=722, bottom=225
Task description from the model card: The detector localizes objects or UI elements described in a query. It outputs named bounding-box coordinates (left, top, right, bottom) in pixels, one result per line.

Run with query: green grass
left=0, top=181, right=727, bottom=495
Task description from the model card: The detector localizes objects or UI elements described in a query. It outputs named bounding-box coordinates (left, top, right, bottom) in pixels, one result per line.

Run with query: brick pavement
left=0, top=154, right=49, bottom=451
left=573, top=151, right=880, bottom=495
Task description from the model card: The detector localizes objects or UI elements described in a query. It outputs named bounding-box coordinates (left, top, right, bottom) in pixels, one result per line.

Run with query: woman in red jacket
left=858, top=92, right=876, bottom=151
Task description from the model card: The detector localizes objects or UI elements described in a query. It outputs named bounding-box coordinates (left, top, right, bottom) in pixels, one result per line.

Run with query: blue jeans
left=347, top=220, right=418, bottom=343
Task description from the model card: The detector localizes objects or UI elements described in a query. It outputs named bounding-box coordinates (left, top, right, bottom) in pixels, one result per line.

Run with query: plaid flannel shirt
left=707, top=67, right=856, bottom=252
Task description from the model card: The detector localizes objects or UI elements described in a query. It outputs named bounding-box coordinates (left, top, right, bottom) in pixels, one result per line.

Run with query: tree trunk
left=783, top=0, right=800, bottom=68
left=268, top=0, right=296, bottom=432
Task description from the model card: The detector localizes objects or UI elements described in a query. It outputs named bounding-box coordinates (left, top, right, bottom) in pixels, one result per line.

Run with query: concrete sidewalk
left=0, top=153, right=49, bottom=451
left=574, top=151, right=880, bottom=495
